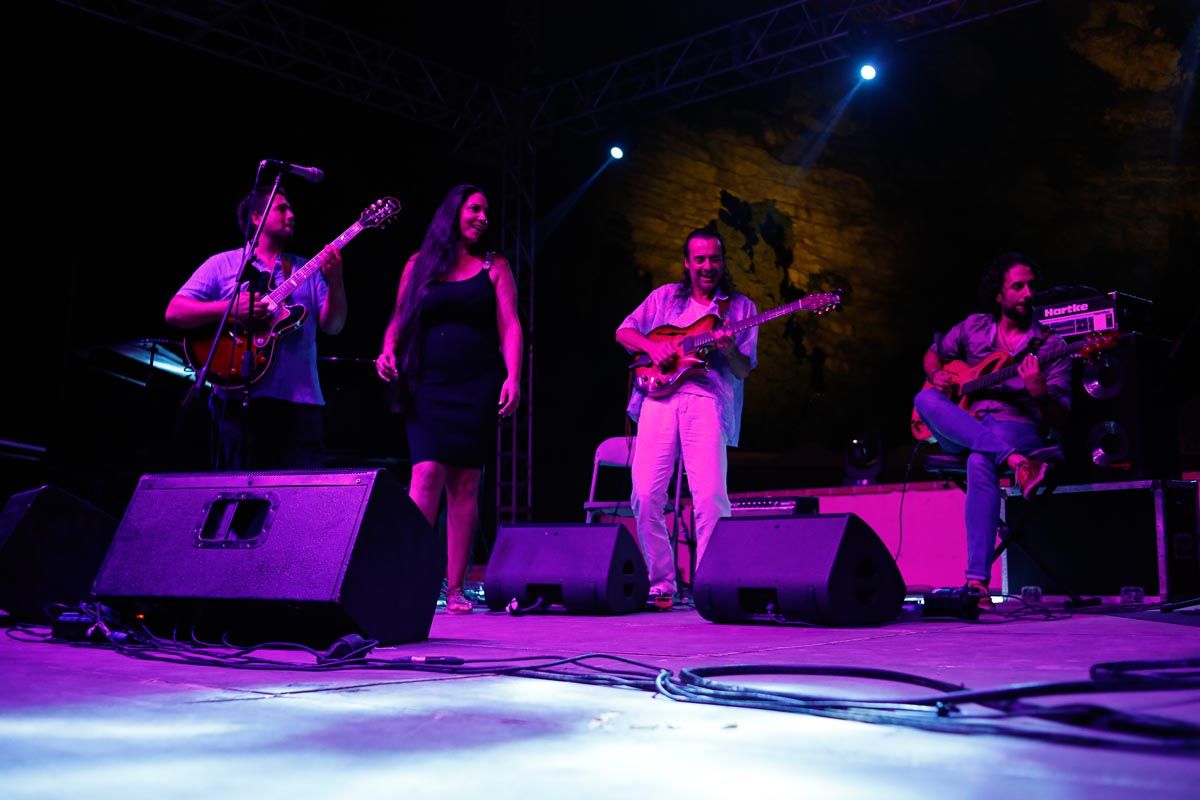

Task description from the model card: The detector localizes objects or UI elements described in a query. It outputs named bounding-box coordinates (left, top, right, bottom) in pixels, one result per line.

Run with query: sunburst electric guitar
left=630, top=291, right=842, bottom=398
left=183, top=197, right=401, bottom=390
left=910, top=331, right=1120, bottom=442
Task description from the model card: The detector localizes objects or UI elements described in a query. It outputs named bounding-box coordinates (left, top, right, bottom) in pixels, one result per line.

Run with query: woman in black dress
left=376, top=185, right=523, bottom=613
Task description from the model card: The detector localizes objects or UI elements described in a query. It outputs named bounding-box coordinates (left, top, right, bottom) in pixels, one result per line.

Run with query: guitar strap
left=717, top=297, right=730, bottom=320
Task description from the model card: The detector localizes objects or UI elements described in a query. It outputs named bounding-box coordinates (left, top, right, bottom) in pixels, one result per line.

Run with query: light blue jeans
left=914, top=388, right=1051, bottom=582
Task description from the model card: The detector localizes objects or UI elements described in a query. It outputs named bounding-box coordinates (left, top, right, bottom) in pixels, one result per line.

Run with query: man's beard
left=264, top=227, right=294, bottom=248
left=1002, top=304, right=1031, bottom=325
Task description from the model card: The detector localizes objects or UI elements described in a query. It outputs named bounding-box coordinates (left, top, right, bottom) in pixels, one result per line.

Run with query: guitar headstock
left=360, top=197, right=402, bottom=229
left=802, top=290, right=843, bottom=316
left=1073, top=330, right=1121, bottom=358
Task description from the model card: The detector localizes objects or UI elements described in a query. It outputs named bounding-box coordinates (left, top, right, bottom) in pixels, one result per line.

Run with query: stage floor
left=2, top=602, right=1198, bottom=799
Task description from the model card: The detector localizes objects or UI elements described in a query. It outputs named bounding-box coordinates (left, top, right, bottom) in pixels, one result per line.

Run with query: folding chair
left=582, top=435, right=689, bottom=570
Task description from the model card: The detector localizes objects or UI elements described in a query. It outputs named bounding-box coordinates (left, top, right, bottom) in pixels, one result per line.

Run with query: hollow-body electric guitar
left=910, top=331, right=1119, bottom=442
left=630, top=291, right=842, bottom=398
left=183, top=197, right=401, bottom=390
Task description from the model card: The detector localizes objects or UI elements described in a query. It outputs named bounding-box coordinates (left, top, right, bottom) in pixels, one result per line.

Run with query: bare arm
left=375, top=254, right=418, bottom=382
left=165, top=293, right=267, bottom=329
left=616, top=326, right=678, bottom=367
left=923, top=349, right=955, bottom=392
left=491, top=256, right=524, bottom=416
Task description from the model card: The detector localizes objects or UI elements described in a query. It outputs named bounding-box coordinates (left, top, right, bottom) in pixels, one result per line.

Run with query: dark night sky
left=8, top=1, right=1198, bottom=520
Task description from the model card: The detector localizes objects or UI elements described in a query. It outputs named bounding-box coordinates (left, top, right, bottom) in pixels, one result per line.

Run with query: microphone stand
left=182, top=169, right=284, bottom=470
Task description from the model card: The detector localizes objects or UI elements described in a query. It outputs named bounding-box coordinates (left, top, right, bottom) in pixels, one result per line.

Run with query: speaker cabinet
left=1002, top=480, right=1198, bottom=602
left=694, top=513, right=905, bottom=626
left=1067, top=334, right=1179, bottom=481
left=0, top=485, right=117, bottom=621
left=93, top=469, right=442, bottom=645
left=484, top=523, right=649, bottom=614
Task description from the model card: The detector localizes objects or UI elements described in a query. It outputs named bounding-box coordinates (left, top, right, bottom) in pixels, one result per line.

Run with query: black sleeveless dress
left=405, top=263, right=503, bottom=468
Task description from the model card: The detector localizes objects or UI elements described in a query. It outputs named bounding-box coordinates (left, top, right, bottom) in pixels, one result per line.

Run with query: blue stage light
left=860, top=64, right=877, bottom=81
left=610, top=146, right=624, bottom=160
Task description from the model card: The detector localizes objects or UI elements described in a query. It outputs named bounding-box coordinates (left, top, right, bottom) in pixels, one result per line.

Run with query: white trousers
left=631, top=393, right=730, bottom=596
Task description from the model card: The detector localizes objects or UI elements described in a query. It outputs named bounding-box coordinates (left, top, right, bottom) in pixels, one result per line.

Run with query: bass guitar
left=910, top=331, right=1119, bottom=442
left=630, top=291, right=842, bottom=398
left=184, top=197, right=401, bottom=390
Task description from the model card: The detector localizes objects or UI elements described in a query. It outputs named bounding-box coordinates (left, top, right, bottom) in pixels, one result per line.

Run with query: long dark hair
left=675, top=225, right=734, bottom=299
left=391, top=184, right=488, bottom=385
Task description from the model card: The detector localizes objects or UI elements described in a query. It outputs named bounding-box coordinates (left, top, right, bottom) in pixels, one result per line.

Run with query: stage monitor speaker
left=0, top=485, right=118, bottom=622
left=694, top=513, right=905, bottom=627
left=1067, top=333, right=1179, bottom=481
left=484, top=523, right=649, bottom=614
left=93, top=469, right=442, bottom=646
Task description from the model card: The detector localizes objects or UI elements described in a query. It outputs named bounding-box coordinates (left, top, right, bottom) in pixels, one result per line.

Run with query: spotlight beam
left=536, top=152, right=623, bottom=250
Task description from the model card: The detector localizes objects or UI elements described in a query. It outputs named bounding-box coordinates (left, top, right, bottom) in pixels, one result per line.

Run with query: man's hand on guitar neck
left=712, top=325, right=753, bottom=379
left=316, top=245, right=344, bottom=285
left=1017, top=354, right=1048, bottom=399
left=712, top=327, right=737, bottom=355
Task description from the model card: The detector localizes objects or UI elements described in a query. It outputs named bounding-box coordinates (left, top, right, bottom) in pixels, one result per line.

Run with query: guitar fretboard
left=264, top=221, right=363, bottom=306
left=688, top=295, right=833, bottom=350
left=959, top=338, right=1087, bottom=394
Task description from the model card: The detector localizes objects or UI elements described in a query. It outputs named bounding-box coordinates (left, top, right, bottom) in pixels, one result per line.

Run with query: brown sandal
left=965, top=579, right=994, bottom=611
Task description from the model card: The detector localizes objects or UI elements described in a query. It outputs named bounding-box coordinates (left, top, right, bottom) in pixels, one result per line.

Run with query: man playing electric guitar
left=166, top=185, right=346, bottom=470
left=913, top=252, right=1071, bottom=608
left=616, top=226, right=758, bottom=610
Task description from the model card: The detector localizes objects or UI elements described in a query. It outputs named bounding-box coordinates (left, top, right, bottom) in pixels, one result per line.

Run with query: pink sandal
left=445, top=586, right=474, bottom=614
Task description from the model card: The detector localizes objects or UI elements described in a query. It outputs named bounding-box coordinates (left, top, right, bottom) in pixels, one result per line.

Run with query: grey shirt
left=179, top=247, right=329, bottom=405
left=931, top=313, right=1071, bottom=428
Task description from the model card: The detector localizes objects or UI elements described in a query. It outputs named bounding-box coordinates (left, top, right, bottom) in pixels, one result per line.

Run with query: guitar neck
left=690, top=297, right=812, bottom=348
left=960, top=339, right=1082, bottom=394
left=264, top=221, right=363, bottom=306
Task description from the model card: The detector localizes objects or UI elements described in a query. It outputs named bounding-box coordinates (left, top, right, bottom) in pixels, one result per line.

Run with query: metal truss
left=56, top=0, right=513, bottom=143
left=494, top=0, right=541, bottom=524
left=496, top=137, right=537, bottom=523
left=58, top=0, right=1042, bottom=523
left=525, top=0, right=1045, bottom=134
left=60, top=1, right=1043, bottom=141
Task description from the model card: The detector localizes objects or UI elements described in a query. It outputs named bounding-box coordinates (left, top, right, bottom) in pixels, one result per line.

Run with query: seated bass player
left=913, top=252, right=1071, bottom=607
left=166, top=186, right=347, bottom=470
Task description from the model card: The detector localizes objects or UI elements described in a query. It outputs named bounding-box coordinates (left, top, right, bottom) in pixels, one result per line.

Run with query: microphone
left=259, top=159, right=325, bottom=183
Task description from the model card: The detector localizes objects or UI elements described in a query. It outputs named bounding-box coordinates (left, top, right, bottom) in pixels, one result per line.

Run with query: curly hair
left=676, top=225, right=734, bottom=299
left=979, top=252, right=1041, bottom=315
